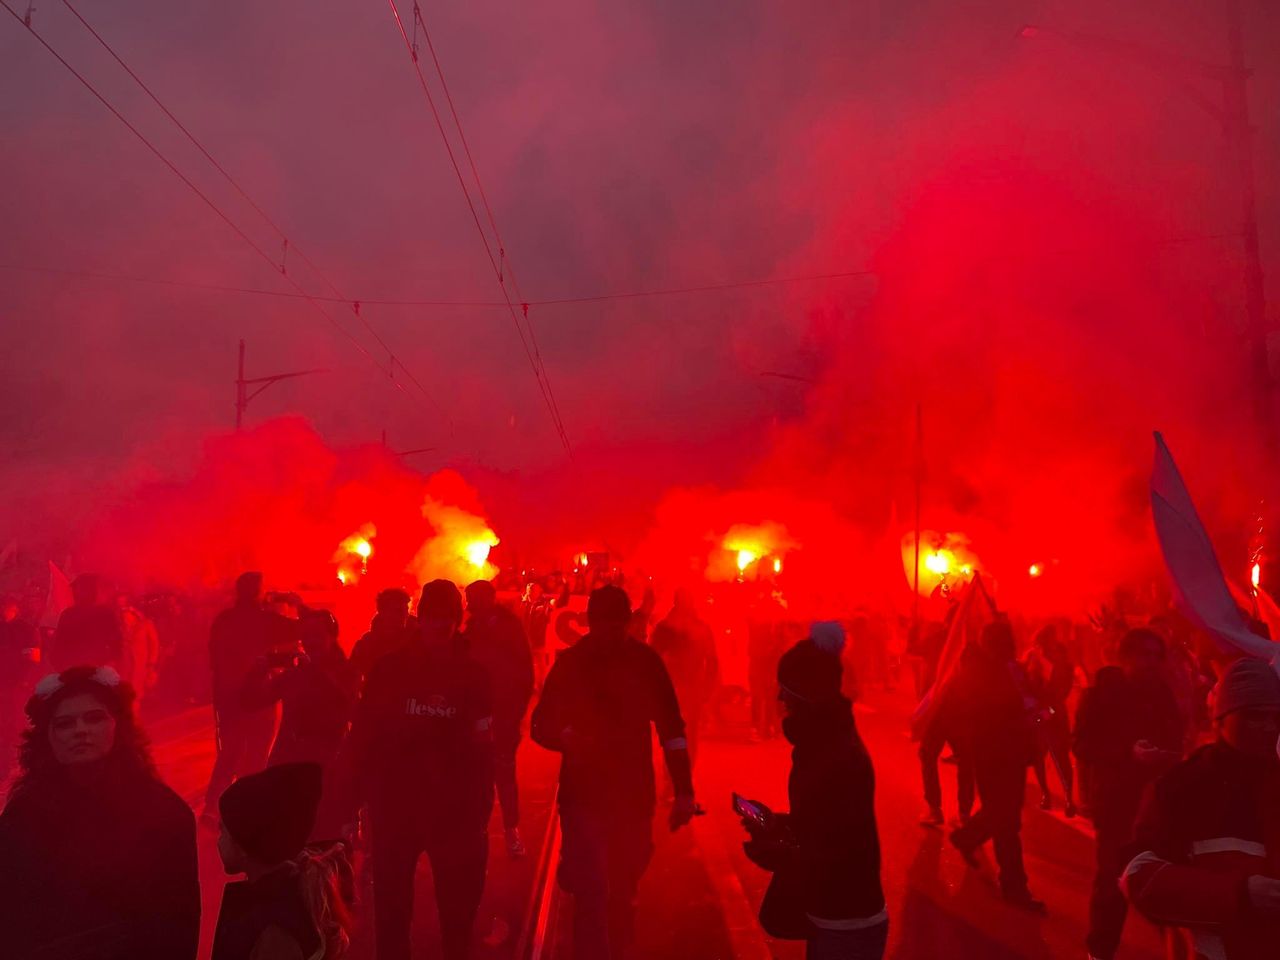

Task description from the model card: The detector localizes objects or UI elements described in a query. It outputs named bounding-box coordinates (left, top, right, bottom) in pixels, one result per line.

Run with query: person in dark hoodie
left=948, top=619, right=1045, bottom=913
left=1122, top=657, right=1280, bottom=960
left=531, top=584, right=698, bottom=960
left=204, top=572, right=298, bottom=823
left=350, top=588, right=415, bottom=688
left=744, top=623, right=888, bottom=959
left=213, top=761, right=353, bottom=960
left=243, top=608, right=359, bottom=845
left=351, top=579, right=494, bottom=960
left=464, top=579, right=535, bottom=858
left=0, top=665, right=200, bottom=960
left=1073, top=627, right=1183, bottom=960
left=50, top=574, right=124, bottom=672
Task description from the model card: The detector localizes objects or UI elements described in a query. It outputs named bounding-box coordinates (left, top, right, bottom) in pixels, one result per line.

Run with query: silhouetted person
left=742, top=627, right=888, bottom=958
left=948, top=619, right=1045, bottom=912
left=748, top=601, right=787, bottom=741
left=0, top=596, right=38, bottom=760
left=351, top=579, right=494, bottom=960
left=464, top=579, right=535, bottom=858
left=1123, top=657, right=1280, bottom=960
left=916, top=645, right=977, bottom=827
left=116, top=593, right=160, bottom=709
left=245, top=609, right=358, bottom=845
left=350, top=588, right=415, bottom=688
left=50, top=573, right=124, bottom=672
left=1074, top=628, right=1182, bottom=960
left=1023, top=623, right=1077, bottom=815
left=531, top=585, right=698, bottom=960
left=650, top=588, right=719, bottom=760
left=213, top=762, right=353, bottom=960
left=204, top=572, right=296, bottom=823
left=0, top=666, right=200, bottom=959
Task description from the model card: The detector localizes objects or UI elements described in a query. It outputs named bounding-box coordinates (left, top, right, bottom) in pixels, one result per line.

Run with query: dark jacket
left=948, top=652, right=1035, bottom=768
left=650, top=609, right=719, bottom=714
left=463, top=605, right=534, bottom=742
left=209, top=603, right=298, bottom=709
left=785, top=697, right=886, bottom=924
left=349, top=615, right=415, bottom=688
left=51, top=604, right=124, bottom=672
left=531, top=631, right=687, bottom=817
left=0, top=766, right=200, bottom=960
left=211, top=863, right=320, bottom=960
left=350, top=640, right=494, bottom=828
left=1073, top=667, right=1182, bottom=829
left=1124, top=742, right=1280, bottom=960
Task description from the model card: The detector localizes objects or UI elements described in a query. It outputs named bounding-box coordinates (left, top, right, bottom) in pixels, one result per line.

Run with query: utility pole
left=234, top=339, right=328, bottom=430
left=1225, top=0, right=1272, bottom=463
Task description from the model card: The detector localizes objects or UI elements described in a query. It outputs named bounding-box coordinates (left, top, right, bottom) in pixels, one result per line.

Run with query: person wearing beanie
left=204, top=571, right=301, bottom=824
left=947, top=619, right=1047, bottom=913
left=1074, top=627, right=1183, bottom=960
left=531, top=584, right=698, bottom=960
left=1123, top=656, right=1280, bottom=960
left=463, top=579, right=535, bottom=858
left=349, top=578, right=494, bottom=960
left=213, top=762, right=352, bottom=960
left=742, top=625, right=888, bottom=958
left=0, top=666, right=200, bottom=960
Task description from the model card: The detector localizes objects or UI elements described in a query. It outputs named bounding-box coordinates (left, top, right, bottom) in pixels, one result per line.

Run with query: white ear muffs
left=91, top=666, right=122, bottom=687
left=33, top=673, right=65, bottom=700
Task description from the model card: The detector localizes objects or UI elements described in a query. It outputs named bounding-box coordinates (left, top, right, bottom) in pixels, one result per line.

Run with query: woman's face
left=48, top=693, right=117, bottom=766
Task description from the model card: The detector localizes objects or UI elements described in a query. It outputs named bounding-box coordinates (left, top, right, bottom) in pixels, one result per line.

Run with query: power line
left=53, top=0, right=450, bottom=429
left=0, top=1, right=445, bottom=432
left=411, top=3, right=561, bottom=413
left=0, top=262, right=882, bottom=307
left=386, top=0, right=571, bottom=455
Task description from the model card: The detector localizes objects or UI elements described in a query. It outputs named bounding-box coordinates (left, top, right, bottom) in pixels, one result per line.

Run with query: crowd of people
left=0, top=561, right=1278, bottom=960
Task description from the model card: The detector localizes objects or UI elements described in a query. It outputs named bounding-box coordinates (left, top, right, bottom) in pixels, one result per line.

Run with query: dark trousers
left=951, top=761, right=1029, bottom=895
left=918, top=726, right=975, bottom=817
left=371, top=810, right=488, bottom=960
left=1031, top=713, right=1074, bottom=803
left=204, top=703, right=277, bottom=812
left=494, top=735, right=521, bottom=831
left=806, top=920, right=889, bottom=960
left=558, top=804, right=654, bottom=960
left=750, top=671, right=779, bottom=738
left=1086, top=805, right=1139, bottom=960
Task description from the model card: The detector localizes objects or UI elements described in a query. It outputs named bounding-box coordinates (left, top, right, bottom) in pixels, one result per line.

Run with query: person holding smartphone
left=740, top=623, right=887, bottom=959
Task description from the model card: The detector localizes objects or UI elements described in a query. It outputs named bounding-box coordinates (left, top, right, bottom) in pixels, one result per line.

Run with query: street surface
left=146, top=686, right=1166, bottom=959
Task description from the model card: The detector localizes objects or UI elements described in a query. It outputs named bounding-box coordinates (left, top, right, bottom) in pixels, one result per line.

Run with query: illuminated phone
left=732, top=792, right=769, bottom=828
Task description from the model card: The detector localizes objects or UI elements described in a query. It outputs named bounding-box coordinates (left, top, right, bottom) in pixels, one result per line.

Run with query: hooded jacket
left=785, top=696, right=886, bottom=926
left=1123, top=741, right=1280, bottom=960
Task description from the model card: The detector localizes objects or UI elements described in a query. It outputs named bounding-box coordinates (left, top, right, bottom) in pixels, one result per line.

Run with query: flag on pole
left=1150, top=431, right=1275, bottom=663
left=910, top=573, right=998, bottom=739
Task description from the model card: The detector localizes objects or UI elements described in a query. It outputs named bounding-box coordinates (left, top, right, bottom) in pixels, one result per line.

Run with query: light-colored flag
left=910, top=573, right=998, bottom=739
left=1150, top=431, right=1275, bottom=663
left=41, top=561, right=74, bottom=630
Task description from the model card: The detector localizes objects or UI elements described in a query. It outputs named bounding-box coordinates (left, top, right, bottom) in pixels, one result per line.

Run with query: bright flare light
left=337, top=570, right=348, bottom=585
left=354, top=540, right=372, bottom=559
left=1029, top=563, right=1042, bottom=578
left=466, top=540, right=493, bottom=569
left=773, top=557, right=782, bottom=574
left=1252, top=562, right=1262, bottom=590
left=736, top=549, right=758, bottom=572
left=924, top=551, right=951, bottom=575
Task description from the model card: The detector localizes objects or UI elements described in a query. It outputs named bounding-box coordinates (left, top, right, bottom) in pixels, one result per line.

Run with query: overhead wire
left=386, top=0, right=572, bottom=455
left=412, top=4, right=558, bottom=405
left=52, top=0, right=451, bottom=429
left=0, top=262, right=882, bottom=307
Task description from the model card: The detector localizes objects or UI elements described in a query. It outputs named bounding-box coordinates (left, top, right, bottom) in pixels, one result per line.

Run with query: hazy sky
left=2, top=0, right=1278, bottom=560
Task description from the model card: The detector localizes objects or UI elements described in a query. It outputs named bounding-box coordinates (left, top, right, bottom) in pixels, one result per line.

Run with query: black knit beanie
left=220, top=762, right=322, bottom=864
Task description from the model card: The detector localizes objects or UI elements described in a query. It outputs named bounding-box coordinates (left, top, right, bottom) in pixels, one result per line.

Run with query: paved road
left=150, top=686, right=1166, bottom=959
